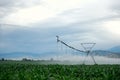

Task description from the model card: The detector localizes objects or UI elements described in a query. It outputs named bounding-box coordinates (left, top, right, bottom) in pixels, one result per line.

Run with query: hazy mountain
left=0, top=45, right=120, bottom=59
left=0, top=52, right=59, bottom=60
left=92, top=45, right=120, bottom=58
left=93, top=50, right=120, bottom=58
left=93, top=50, right=111, bottom=56
left=109, top=46, right=120, bottom=53
left=108, top=46, right=120, bottom=58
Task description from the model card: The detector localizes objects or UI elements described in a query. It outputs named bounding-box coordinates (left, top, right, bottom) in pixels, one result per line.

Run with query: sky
left=0, top=0, right=120, bottom=54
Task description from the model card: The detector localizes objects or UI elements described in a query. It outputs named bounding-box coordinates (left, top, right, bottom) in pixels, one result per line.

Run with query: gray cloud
left=0, top=0, right=41, bottom=18
left=0, top=0, right=120, bottom=54
left=0, top=0, right=16, bottom=7
left=32, top=11, right=120, bottom=49
left=1, top=16, right=120, bottom=54
left=110, top=0, right=120, bottom=13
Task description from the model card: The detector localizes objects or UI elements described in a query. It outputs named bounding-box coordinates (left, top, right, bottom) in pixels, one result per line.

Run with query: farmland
left=0, top=61, right=120, bottom=80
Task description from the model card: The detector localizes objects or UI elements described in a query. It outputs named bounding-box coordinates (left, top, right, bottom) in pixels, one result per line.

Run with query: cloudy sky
left=0, top=0, right=120, bottom=54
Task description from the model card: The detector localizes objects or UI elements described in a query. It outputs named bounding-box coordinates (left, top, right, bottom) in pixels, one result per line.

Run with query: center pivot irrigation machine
left=56, top=36, right=97, bottom=64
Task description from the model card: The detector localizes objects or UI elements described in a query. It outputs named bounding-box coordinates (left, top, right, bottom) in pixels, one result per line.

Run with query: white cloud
left=2, top=0, right=112, bottom=26
left=2, top=0, right=82, bottom=25
left=2, top=5, right=56, bottom=25
left=103, top=19, right=120, bottom=35
left=0, top=0, right=41, bottom=19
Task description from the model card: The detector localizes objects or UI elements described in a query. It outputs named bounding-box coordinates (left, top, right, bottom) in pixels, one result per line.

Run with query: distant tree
left=50, top=58, right=54, bottom=61
left=22, top=58, right=28, bottom=61
left=22, top=58, right=32, bottom=61
left=1, top=58, right=5, bottom=61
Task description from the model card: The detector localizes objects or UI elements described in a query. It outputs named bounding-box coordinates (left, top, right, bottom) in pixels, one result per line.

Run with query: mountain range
left=0, top=46, right=120, bottom=60
left=109, top=45, right=120, bottom=52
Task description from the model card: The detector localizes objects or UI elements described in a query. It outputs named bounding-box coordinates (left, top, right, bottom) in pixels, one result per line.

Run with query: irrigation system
left=56, top=35, right=120, bottom=65
left=56, top=36, right=97, bottom=64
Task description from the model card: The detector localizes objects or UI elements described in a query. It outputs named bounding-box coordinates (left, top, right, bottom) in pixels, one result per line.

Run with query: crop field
left=0, top=61, right=120, bottom=80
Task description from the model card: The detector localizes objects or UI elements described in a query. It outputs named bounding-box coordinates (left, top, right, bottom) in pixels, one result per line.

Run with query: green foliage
left=0, top=62, right=120, bottom=80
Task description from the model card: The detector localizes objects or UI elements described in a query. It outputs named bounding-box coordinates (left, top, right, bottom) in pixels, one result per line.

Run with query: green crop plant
left=0, top=61, right=120, bottom=80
